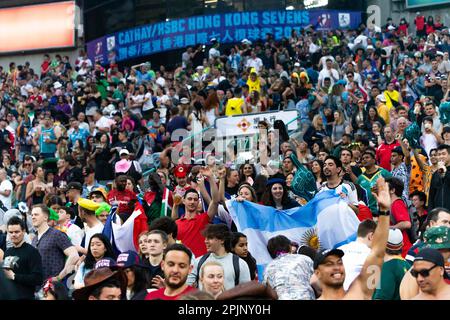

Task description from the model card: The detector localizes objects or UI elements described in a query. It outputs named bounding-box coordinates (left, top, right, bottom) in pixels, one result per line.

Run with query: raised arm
left=201, top=167, right=219, bottom=221
left=346, top=177, right=391, bottom=300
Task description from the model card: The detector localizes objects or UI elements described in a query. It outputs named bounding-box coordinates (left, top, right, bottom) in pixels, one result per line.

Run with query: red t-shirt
left=145, top=286, right=196, bottom=300
left=415, top=16, right=425, bottom=30
left=176, top=212, right=210, bottom=257
left=376, top=141, right=400, bottom=171
left=107, top=189, right=138, bottom=215
left=391, top=199, right=413, bottom=258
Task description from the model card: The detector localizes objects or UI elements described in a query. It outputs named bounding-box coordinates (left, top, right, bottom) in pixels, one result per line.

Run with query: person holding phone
left=428, top=144, right=450, bottom=210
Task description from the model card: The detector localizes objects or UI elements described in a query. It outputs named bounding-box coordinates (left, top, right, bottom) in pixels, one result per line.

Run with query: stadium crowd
left=0, top=13, right=449, bottom=300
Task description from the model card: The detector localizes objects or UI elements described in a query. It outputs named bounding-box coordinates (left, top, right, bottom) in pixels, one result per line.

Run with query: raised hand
left=371, top=177, right=391, bottom=211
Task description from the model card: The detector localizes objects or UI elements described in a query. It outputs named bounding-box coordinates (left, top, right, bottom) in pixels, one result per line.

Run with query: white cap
left=180, top=97, right=190, bottom=104
left=241, top=39, right=252, bottom=45
left=377, top=94, right=387, bottom=102
left=367, top=45, right=374, bottom=50
left=387, top=228, right=403, bottom=250
left=53, top=81, right=62, bottom=89
left=414, top=51, right=422, bottom=58
left=388, top=25, right=396, bottom=31
left=294, top=62, right=301, bottom=67
left=436, top=51, right=444, bottom=56
left=119, top=149, right=130, bottom=156
left=196, top=65, right=204, bottom=70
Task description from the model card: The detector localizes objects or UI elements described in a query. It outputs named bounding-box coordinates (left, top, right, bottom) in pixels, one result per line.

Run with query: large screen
left=406, top=0, right=450, bottom=8
left=0, top=1, right=76, bottom=54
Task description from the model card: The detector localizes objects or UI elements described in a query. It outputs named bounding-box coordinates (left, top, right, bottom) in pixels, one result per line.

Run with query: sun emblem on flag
left=237, top=118, right=251, bottom=132
left=299, top=228, right=321, bottom=250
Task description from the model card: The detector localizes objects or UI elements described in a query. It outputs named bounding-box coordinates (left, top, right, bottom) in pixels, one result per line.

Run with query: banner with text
left=214, top=110, right=299, bottom=138
left=87, top=9, right=361, bottom=65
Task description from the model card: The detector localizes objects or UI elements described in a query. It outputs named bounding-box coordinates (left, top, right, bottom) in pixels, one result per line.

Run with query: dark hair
left=357, top=219, right=377, bottom=238
left=385, top=177, right=404, bottom=197
left=297, top=246, right=317, bottom=261
left=231, top=232, right=247, bottom=249
left=437, top=144, right=450, bottom=154
left=128, top=265, right=151, bottom=295
left=267, top=235, right=291, bottom=259
left=410, top=190, right=427, bottom=205
left=43, top=281, right=70, bottom=300
left=32, top=204, right=50, bottom=217
left=90, top=279, right=122, bottom=299
left=202, top=224, right=232, bottom=252
left=386, top=248, right=403, bottom=255
left=238, top=163, right=256, bottom=183
left=273, top=120, right=290, bottom=143
left=46, top=195, right=64, bottom=208
left=426, top=207, right=450, bottom=225
left=324, top=155, right=343, bottom=169
left=261, top=180, right=290, bottom=208
left=163, top=243, right=192, bottom=262
left=253, top=174, right=268, bottom=202
left=183, top=188, right=199, bottom=199
left=311, top=159, right=326, bottom=181
left=150, top=217, right=178, bottom=239
left=84, top=233, right=117, bottom=269
left=7, top=216, right=26, bottom=230
left=148, top=229, right=169, bottom=244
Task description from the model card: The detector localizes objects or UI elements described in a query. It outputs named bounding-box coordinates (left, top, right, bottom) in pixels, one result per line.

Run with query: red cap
left=174, top=165, right=188, bottom=178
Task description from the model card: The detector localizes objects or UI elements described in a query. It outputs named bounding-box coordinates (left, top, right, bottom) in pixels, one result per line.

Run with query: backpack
left=196, top=253, right=240, bottom=287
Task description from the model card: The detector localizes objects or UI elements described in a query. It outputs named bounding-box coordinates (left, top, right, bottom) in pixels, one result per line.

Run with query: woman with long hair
left=238, top=163, right=256, bottom=185
left=72, top=138, right=87, bottom=166
left=231, top=232, right=257, bottom=281
left=204, top=91, right=220, bottom=126
left=331, top=110, right=350, bottom=147
left=310, top=160, right=326, bottom=189
left=73, top=233, right=117, bottom=289
left=25, top=166, right=51, bottom=206
left=303, top=115, right=328, bottom=148
left=90, top=133, right=114, bottom=185
left=117, top=251, right=152, bottom=300
left=367, top=106, right=386, bottom=129
left=261, top=178, right=299, bottom=210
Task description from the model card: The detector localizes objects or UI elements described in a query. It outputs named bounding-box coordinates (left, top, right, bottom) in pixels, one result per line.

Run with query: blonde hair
left=312, top=114, right=323, bottom=130
left=199, top=261, right=224, bottom=280
left=334, top=110, right=345, bottom=125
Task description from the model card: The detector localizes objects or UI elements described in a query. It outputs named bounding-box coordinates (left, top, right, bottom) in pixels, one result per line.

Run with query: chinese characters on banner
left=87, top=9, right=362, bottom=65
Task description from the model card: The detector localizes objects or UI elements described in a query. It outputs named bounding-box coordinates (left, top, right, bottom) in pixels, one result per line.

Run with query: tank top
left=205, top=108, right=216, bottom=126
left=39, top=126, right=57, bottom=154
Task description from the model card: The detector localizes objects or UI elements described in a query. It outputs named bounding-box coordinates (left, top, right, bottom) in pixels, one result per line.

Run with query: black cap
left=415, top=248, right=449, bottom=279
left=313, top=248, right=345, bottom=270
left=66, top=181, right=83, bottom=192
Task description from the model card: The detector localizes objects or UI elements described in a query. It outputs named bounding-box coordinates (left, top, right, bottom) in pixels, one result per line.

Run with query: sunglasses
left=410, top=264, right=438, bottom=278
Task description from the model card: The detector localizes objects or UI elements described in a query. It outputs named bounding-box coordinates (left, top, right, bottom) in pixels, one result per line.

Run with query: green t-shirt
left=356, top=167, right=392, bottom=214
left=373, top=257, right=410, bottom=300
left=112, top=89, right=124, bottom=102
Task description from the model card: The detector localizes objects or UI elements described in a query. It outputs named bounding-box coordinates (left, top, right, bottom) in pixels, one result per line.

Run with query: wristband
left=378, top=210, right=390, bottom=216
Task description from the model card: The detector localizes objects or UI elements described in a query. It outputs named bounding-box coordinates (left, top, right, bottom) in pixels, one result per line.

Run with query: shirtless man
left=410, top=248, right=450, bottom=300
left=313, top=177, right=390, bottom=300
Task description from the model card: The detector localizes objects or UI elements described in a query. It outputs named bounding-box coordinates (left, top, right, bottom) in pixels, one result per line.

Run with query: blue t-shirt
left=167, top=116, right=188, bottom=136
left=69, top=128, right=90, bottom=148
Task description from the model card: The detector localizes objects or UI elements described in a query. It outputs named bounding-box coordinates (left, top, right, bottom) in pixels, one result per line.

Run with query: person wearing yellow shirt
left=246, top=69, right=264, bottom=94
left=384, top=82, right=403, bottom=109
left=376, top=94, right=390, bottom=125
left=225, top=87, right=247, bottom=116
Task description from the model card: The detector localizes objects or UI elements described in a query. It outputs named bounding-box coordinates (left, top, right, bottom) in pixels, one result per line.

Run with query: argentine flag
left=226, top=190, right=360, bottom=277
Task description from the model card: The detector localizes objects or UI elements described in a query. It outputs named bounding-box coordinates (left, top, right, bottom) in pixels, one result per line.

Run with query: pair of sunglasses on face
left=410, top=264, right=440, bottom=278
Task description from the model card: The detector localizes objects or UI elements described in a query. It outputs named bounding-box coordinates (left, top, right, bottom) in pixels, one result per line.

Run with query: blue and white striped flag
left=226, top=190, right=360, bottom=277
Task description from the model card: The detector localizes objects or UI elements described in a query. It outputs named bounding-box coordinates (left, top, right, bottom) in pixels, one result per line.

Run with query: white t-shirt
left=318, top=180, right=359, bottom=206
left=245, top=57, right=263, bottom=73
left=94, top=116, right=112, bottom=136
left=318, top=68, right=340, bottom=87
left=0, top=180, right=13, bottom=210
left=67, top=223, right=84, bottom=247
left=338, top=240, right=371, bottom=291
left=143, top=92, right=154, bottom=111
left=83, top=221, right=104, bottom=249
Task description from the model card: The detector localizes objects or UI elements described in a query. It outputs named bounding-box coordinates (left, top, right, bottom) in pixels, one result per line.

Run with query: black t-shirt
left=4, top=243, right=43, bottom=300
left=225, top=185, right=239, bottom=197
